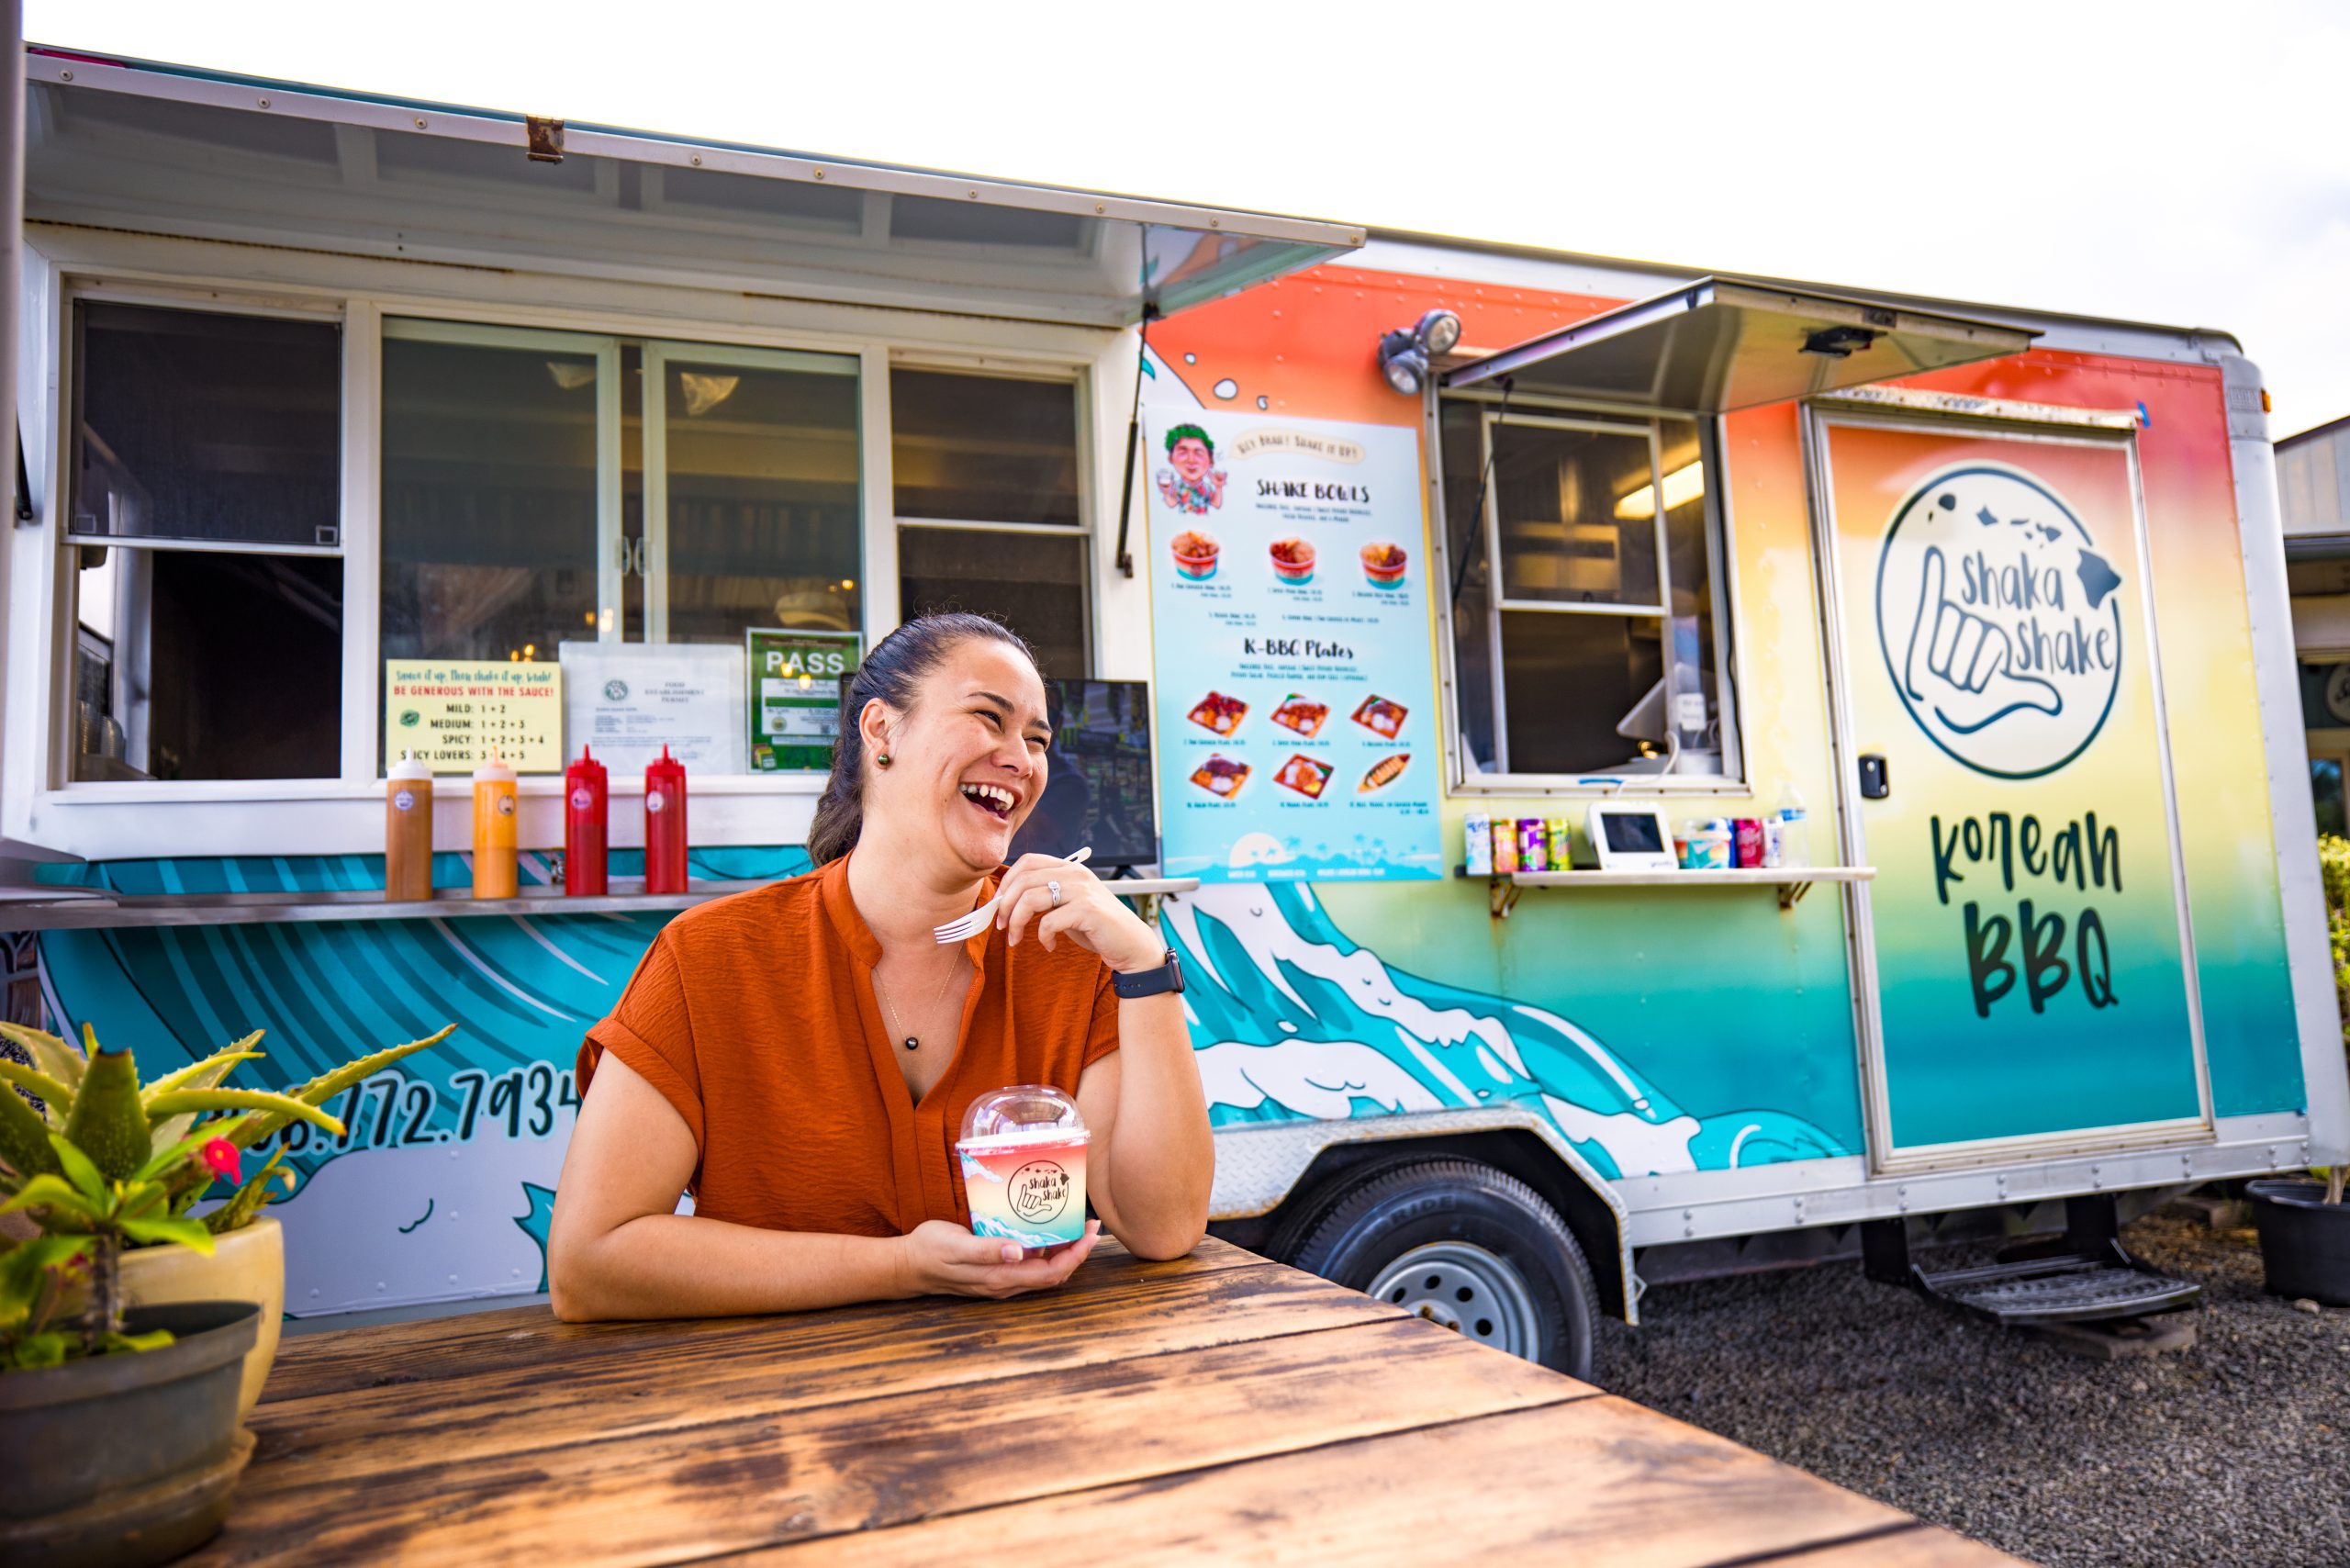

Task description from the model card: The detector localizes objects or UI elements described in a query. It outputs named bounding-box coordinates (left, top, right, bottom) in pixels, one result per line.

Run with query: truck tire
left=1287, top=1158, right=1599, bottom=1379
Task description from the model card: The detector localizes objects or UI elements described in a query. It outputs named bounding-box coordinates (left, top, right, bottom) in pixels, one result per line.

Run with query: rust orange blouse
left=577, top=854, right=1121, bottom=1238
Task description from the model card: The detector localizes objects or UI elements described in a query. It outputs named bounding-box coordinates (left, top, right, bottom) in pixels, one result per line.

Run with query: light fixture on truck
left=1376, top=309, right=1464, bottom=395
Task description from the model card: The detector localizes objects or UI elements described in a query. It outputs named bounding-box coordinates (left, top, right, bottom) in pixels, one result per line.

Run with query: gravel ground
left=1596, top=1210, right=2350, bottom=1568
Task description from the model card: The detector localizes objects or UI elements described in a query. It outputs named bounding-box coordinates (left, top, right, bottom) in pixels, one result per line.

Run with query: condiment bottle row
left=382, top=746, right=692, bottom=901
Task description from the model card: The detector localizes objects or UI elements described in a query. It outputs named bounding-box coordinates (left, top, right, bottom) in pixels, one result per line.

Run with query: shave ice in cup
left=957, top=1086, right=1089, bottom=1258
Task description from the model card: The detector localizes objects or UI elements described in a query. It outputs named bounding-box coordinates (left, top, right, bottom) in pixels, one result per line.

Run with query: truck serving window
left=67, top=301, right=345, bottom=783
left=1438, top=400, right=1740, bottom=786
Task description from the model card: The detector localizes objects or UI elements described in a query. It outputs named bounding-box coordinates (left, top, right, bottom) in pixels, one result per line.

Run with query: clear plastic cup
left=957, top=1085, right=1089, bottom=1258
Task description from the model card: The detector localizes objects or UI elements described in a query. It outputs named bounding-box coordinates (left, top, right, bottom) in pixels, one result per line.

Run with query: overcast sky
left=36, top=0, right=2350, bottom=437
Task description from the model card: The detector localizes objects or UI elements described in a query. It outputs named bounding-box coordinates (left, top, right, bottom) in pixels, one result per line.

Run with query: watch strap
left=1111, top=948, right=1184, bottom=999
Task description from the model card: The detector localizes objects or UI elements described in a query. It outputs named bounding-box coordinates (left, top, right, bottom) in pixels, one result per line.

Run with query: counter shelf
left=1454, top=865, right=1878, bottom=919
left=0, top=878, right=1204, bottom=933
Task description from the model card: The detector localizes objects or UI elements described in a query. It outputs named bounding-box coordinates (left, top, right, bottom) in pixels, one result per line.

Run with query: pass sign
left=746, top=630, right=862, bottom=771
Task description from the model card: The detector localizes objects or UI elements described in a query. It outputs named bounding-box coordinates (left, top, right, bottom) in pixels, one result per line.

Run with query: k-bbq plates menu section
left=1145, top=410, right=1442, bottom=883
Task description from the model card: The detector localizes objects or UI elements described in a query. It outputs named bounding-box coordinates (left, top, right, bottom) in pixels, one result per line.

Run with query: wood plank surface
left=744, top=1396, right=1919, bottom=1568
left=1761, top=1524, right=2029, bottom=1566
left=259, top=1235, right=1260, bottom=1404
left=194, top=1317, right=1590, bottom=1566
left=240, top=1263, right=1406, bottom=1488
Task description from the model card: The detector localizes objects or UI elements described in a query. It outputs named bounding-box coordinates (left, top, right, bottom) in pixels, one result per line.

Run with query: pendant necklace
left=878, top=951, right=962, bottom=1052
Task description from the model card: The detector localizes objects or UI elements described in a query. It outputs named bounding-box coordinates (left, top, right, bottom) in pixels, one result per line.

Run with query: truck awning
left=1442, top=276, right=2037, bottom=412
left=25, top=46, right=1360, bottom=327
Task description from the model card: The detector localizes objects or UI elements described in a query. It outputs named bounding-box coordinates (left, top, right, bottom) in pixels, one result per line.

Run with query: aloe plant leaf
left=0, top=1059, right=74, bottom=1124
left=2, top=1173, right=103, bottom=1223
left=118, top=1213, right=214, bottom=1253
left=104, top=1328, right=176, bottom=1354
left=148, top=1044, right=267, bottom=1147
left=0, top=1020, right=84, bottom=1092
left=205, top=1149, right=292, bottom=1234
left=0, top=1084, right=60, bottom=1182
left=141, top=1035, right=264, bottom=1106
left=145, top=1088, right=343, bottom=1137
left=61, top=1047, right=151, bottom=1182
left=214, top=1025, right=454, bottom=1149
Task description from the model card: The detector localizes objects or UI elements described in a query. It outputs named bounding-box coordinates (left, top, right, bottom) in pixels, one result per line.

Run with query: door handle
left=1859, top=754, right=1890, bottom=800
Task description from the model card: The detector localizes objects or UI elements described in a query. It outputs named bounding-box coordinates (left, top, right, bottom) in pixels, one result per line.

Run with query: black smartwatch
left=1111, top=948, right=1185, bottom=1000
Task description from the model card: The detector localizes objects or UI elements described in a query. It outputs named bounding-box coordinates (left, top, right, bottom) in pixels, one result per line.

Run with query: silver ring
left=1047, top=879, right=1064, bottom=908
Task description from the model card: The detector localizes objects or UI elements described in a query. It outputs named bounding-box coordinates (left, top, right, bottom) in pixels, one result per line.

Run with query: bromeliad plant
left=0, top=1020, right=456, bottom=1370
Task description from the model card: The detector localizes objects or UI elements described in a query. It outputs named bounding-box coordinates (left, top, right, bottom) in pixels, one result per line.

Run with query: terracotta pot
left=121, top=1216, right=283, bottom=1419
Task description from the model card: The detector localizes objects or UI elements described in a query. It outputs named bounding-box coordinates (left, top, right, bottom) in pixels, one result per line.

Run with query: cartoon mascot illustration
left=1156, top=423, right=1227, bottom=516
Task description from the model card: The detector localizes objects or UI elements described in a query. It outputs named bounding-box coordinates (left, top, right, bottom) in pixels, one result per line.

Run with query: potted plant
left=2, top=1020, right=454, bottom=1417
left=0, top=1020, right=453, bottom=1566
left=2248, top=834, right=2350, bottom=1306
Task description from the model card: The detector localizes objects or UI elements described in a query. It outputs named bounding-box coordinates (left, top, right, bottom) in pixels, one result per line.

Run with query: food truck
left=6, top=46, right=2344, bottom=1377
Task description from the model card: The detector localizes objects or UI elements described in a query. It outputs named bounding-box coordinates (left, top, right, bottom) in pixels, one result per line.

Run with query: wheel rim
left=1364, top=1241, right=1542, bottom=1360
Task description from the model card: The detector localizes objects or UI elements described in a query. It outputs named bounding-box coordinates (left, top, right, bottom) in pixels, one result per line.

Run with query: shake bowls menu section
left=1146, top=410, right=1443, bottom=883
left=957, top=1086, right=1088, bottom=1256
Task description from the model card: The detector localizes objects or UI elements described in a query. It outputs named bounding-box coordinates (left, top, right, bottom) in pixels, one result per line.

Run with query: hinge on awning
left=525, top=116, right=565, bottom=163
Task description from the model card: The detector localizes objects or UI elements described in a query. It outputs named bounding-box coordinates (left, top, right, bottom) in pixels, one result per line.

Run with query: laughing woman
left=547, top=613, right=1212, bottom=1320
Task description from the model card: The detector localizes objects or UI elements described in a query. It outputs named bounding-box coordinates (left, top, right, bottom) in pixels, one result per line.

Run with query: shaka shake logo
left=1874, top=465, right=2124, bottom=780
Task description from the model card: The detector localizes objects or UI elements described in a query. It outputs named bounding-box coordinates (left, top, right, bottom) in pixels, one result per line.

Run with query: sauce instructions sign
left=1146, top=410, right=1441, bottom=882
left=384, top=660, right=563, bottom=773
left=747, top=630, right=862, bottom=771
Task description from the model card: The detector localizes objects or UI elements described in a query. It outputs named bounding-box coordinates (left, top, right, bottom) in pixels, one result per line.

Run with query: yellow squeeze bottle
left=471, top=750, right=520, bottom=900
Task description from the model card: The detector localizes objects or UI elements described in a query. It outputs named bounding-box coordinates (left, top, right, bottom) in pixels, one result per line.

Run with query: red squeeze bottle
left=643, top=745, right=688, bottom=895
left=564, top=746, right=609, bottom=896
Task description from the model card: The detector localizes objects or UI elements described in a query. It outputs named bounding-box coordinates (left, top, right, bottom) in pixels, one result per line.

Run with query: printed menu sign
left=1145, top=410, right=1441, bottom=882
left=557, top=642, right=746, bottom=775
left=746, top=630, right=862, bottom=771
left=384, top=660, right=563, bottom=774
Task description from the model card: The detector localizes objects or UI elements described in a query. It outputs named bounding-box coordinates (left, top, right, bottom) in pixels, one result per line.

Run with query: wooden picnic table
left=192, top=1236, right=2023, bottom=1565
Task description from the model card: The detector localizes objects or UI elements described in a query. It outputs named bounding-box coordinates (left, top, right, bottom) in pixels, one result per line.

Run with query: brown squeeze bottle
left=386, top=749, right=434, bottom=902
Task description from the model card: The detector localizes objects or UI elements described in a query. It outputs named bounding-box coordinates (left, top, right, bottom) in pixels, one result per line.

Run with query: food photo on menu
left=1359, top=754, right=1410, bottom=794
left=1270, top=693, right=1329, bottom=738
left=1351, top=694, right=1407, bottom=738
left=1269, top=536, right=1316, bottom=584
left=1190, top=755, right=1250, bottom=799
left=1170, top=529, right=1221, bottom=581
left=1187, top=690, right=1248, bottom=737
left=1360, top=541, right=1409, bottom=589
left=1272, top=755, right=1334, bottom=801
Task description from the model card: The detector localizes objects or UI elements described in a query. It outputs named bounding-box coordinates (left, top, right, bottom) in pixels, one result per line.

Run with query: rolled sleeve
left=577, top=931, right=707, bottom=1155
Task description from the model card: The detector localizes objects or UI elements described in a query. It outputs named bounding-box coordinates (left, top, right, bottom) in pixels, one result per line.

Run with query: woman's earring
left=876, top=753, right=891, bottom=767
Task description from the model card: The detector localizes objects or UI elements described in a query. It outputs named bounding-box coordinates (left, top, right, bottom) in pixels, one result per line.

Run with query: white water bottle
left=1775, top=783, right=1812, bottom=869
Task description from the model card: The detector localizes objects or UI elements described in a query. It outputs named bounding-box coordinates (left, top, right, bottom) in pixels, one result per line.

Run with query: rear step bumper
left=1862, top=1195, right=2201, bottom=1325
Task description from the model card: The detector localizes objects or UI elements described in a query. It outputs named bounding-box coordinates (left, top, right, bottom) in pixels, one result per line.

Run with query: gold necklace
left=877, top=951, right=962, bottom=1053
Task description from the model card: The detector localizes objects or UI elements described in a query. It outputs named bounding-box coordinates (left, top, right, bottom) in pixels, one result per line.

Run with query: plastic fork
left=934, top=846, right=1091, bottom=944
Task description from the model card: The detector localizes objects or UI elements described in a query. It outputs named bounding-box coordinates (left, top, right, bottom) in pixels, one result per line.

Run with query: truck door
left=1808, top=404, right=2212, bottom=1168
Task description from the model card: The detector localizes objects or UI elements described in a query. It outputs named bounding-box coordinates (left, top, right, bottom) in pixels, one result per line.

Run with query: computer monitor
left=1008, top=679, right=1158, bottom=872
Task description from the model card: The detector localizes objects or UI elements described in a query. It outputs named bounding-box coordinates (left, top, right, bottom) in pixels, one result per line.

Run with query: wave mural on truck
left=17, top=850, right=1837, bottom=1315
left=1163, top=883, right=1841, bottom=1179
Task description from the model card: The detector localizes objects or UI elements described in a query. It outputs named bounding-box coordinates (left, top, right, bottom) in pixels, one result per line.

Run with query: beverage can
left=1733, top=818, right=1765, bottom=868
left=1517, top=817, right=1550, bottom=874
left=1762, top=817, right=1786, bottom=869
left=1491, top=816, right=1519, bottom=876
left=1546, top=818, right=1572, bottom=869
left=1463, top=812, right=1493, bottom=876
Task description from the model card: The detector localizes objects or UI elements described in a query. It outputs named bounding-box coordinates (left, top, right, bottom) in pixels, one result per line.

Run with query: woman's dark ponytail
left=806, top=612, right=1038, bottom=866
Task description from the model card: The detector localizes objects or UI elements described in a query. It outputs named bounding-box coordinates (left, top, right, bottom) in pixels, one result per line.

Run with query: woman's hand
left=894, top=1218, right=1102, bottom=1299
left=995, top=853, right=1162, bottom=973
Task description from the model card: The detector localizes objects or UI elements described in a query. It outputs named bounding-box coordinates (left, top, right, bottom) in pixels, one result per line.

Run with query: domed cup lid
left=959, top=1084, right=1084, bottom=1145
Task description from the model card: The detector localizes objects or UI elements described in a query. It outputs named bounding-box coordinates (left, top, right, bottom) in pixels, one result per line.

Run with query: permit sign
left=384, top=660, right=563, bottom=773
left=747, top=630, right=862, bottom=771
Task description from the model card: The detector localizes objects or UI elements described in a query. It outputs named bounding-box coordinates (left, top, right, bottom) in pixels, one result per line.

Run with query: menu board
left=746, top=630, right=863, bottom=771
left=1145, top=410, right=1442, bottom=882
left=384, top=660, right=563, bottom=774
left=557, top=643, right=746, bottom=775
